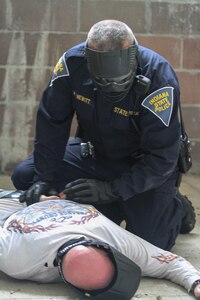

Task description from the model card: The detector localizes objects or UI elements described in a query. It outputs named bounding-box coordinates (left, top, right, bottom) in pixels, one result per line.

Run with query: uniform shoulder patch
left=50, top=53, right=69, bottom=87
left=141, top=86, right=174, bottom=126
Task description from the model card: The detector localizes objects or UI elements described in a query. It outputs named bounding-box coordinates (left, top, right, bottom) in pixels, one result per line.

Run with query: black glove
left=63, top=179, right=121, bottom=204
left=19, top=181, right=58, bottom=206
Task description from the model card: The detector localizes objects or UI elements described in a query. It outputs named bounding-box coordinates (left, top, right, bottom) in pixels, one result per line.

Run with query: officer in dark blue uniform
left=11, top=20, right=195, bottom=250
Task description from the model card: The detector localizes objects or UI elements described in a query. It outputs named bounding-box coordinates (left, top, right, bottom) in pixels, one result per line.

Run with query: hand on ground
left=194, top=284, right=200, bottom=298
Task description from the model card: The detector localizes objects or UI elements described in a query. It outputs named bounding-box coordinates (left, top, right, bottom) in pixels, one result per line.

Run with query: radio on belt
left=80, top=142, right=95, bottom=159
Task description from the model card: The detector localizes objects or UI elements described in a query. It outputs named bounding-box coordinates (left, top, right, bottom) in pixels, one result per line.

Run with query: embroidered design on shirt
left=152, top=253, right=179, bottom=264
left=73, top=91, right=92, bottom=105
left=142, top=86, right=174, bottom=126
left=113, top=106, right=129, bottom=117
left=6, top=200, right=101, bottom=234
left=50, top=54, right=69, bottom=86
left=7, top=217, right=57, bottom=234
left=69, top=207, right=100, bottom=225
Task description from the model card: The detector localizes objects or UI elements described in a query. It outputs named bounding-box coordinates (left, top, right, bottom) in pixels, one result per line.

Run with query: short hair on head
left=87, top=19, right=134, bottom=51
left=61, top=245, right=115, bottom=291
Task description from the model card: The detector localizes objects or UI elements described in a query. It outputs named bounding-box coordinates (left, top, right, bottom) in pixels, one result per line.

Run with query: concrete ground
left=0, top=174, right=199, bottom=300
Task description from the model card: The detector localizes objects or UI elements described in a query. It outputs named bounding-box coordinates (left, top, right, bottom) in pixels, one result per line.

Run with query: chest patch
left=142, top=86, right=174, bottom=126
left=50, top=54, right=69, bottom=87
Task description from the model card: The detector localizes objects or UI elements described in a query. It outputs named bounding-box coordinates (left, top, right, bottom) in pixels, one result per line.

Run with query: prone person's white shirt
left=0, top=197, right=200, bottom=296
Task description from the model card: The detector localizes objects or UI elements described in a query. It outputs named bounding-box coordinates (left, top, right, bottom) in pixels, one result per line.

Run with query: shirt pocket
left=110, top=107, right=133, bottom=130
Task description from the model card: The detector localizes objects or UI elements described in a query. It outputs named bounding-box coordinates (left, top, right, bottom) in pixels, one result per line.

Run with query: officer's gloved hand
left=63, top=179, right=121, bottom=204
left=19, top=181, right=58, bottom=206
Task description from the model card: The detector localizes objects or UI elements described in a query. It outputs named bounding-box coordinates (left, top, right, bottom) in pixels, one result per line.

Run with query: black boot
left=0, top=189, right=24, bottom=199
left=176, top=190, right=196, bottom=234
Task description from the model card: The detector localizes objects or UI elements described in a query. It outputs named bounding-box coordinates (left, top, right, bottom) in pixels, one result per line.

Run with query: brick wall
left=0, top=0, right=200, bottom=175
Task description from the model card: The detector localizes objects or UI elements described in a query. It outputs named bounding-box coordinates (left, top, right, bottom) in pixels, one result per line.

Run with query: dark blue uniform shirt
left=35, top=42, right=181, bottom=201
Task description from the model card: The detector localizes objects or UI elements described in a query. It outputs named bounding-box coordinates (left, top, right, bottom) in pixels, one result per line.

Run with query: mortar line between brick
left=0, top=30, right=88, bottom=34
left=1, top=66, right=200, bottom=73
left=1, top=31, right=200, bottom=39
left=77, top=0, right=81, bottom=32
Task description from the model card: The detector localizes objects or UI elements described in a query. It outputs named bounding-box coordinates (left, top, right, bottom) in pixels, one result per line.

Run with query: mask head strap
left=56, top=237, right=141, bottom=300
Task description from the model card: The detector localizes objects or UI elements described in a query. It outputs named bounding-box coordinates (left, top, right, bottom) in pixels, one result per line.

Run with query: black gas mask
left=85, top=40, right=138, bottom=102
left=55, top=237, right=141, bottom=300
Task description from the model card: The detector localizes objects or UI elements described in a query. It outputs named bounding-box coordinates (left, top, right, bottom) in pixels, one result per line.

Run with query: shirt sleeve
left=131, top=234, right=200, bottom=293
left=34, top=58, right=75, bottom=183
left=113, top=82, right=181, bottom=200
left=0, top=198, right=26, bottom=227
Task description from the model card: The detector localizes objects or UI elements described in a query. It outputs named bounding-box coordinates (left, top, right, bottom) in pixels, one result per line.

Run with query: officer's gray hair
left=87, top=20, right=135, bottom=51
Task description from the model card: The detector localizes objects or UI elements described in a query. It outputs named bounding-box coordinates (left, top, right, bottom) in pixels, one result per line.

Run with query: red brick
left=9, top=32, right=88, bottom=68
left=177, top=71, right=200, bottom=104
left=7, top=68, right=28, bottom=101
left=48, top=33, right=87, bottom=66
left=183, top=39, right=200, bottom=69
left=189, top=141, right=200, bottom=174
left=48, top=0, right=78, bottom=31
left=0, top=103, right=32, bottom=137
left=0, top=33, right=13, bottom=65
left=0, top=68, right=6, bottom=101
left=138, top=36, right=181, bottom=69
left=24, top=33, right=44, bottom=66
left=0, top=32, right=39, bottom=66
left=8, top=0, right=78, bottom=31
left=7, top=68, right=51, bottom=102
left=0, top=0, right=6, bottom=29
left=80, top=0, right=145, bottom=33
left=181, top=107, right=200, bottom=139
left=151, top=2, right=200, bottom=34
left=0, top=104, right=5, bottom=135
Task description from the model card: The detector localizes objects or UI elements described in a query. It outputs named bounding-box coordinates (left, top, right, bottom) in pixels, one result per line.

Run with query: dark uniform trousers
left=12, top=137, right=182, bottom=251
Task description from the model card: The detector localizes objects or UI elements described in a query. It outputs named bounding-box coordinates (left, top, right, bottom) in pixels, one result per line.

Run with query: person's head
left=62, top=245, right=115, bottom=290
left=87, top=19, right=134, bottom=51
left=56, top=238, right=141, bottom=300
left=85, top=20, right=138, bottom=102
